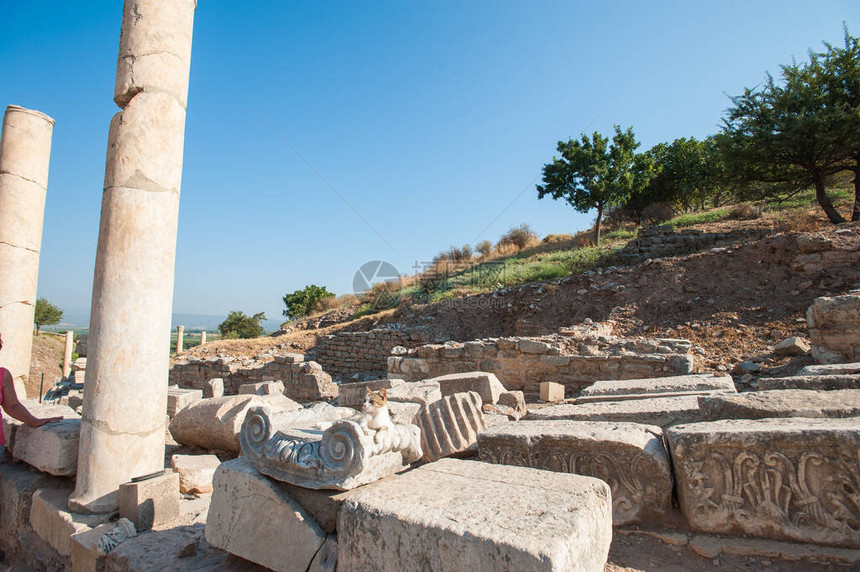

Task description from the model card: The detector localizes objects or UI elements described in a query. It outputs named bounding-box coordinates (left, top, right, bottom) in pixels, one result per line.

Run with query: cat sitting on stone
left=357, top=387, right=395, bottom=440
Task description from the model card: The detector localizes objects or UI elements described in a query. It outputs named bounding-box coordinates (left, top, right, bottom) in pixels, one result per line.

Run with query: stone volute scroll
left=240, top=405, right=422, bottom=490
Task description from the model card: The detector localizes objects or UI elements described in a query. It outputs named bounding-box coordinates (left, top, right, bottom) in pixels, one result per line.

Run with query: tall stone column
left=176, top=325, right=184, bottom=353
left=62, top=330, right=74, bottom=378
left=200, top=330, right=206, bottom=345
left=70, top=0, right=196, bottom=514
left=0, top=105, right=55, bottom=399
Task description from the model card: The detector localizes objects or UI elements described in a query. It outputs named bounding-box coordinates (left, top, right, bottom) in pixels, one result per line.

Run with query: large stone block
left=0, top=463, right=67, bottom=561
left=528, top=395, right=703, bottom=427
left=205, top=458, right=336, bottom=572
left=416, top=391, right=485, bottom=462
left=12, top=419, right=80, bottom=476
left=668, top=417, right=860, bottom=547
left=118, top=469, right=180, bottom=531
left=71, top=518, right=137, bottom=572
left=699, top=389, right=860, bottom=420
left=757, top=374, right=860, bottom=391
left=166, top=387, right=202, bottom=417
left=386, top=379, right=442, bottom=405
left=578, top=373, right=735, bottom=401
left=168, top=394, right=299, bottom=453
left=478, top=420, right=672, bottom=525
left=238, top=380, right=285, bottom=396
left=338, top=458, right=612, bottom=572
left=427, top=371, right=507, bottom=404
left=807, top=293, right=860, bottom=364
left=797, top=362, right=860, bottom=376
left=2, top=400, right=77, bottom=451
left=30, top=488, right=111, bottom=556
left=171, top=454, right=221, bottom=494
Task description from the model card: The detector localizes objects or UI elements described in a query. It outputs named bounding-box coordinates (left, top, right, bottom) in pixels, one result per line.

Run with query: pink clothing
left=0, top=367, right=6, bottom=446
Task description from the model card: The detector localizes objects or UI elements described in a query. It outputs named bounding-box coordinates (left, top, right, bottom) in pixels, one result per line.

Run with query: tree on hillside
left=537, top=126, right=645, bottom=245
left=218, top=311, right=266, bottom=339
left=721, top=27, right=860, bottom=223
left=282, top=285, right=334, bottom=320
left=34, top=298, right=63, bottom=334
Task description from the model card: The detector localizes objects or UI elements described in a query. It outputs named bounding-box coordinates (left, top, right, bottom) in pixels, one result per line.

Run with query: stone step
left=757, top=374, right=860, bottom=391
left=698, top=389, right=860, bottom=421
left=528, top=395, right=703, bottom=428
left=477, top=420, right=672, bottom=525
left=338, top=458, right=612, bottom=571
left=667, top=417, right=860, bottom=547
left=796, top=362, right=860, bottom=376
left=579, top=373, right=735, bottom=399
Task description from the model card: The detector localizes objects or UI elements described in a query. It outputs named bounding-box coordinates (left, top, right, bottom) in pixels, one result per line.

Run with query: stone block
left=529, top=395, right=703, bottom=428
left=71, top=518, right=137, bottom=572
left=797, top=362, right=860, bottom=376
left=428, top=371, right=506, bottom=404
left=540, top=381, right=565, bottom=402
left=0, top=462, right=67, bottom=562
left=667, top=417, right=860, bottom=547
left=773, top=337, right=811, bottom=356
left=808, top=293, right=860, bottom=363
left=338, top=458, right=612, bottom=572
left=387, top=401, right=421, bottom=425
left=166, top=387, right=202, bottom=417
left=171, top=454, right=221, bottom=494
left=12, top=419, right=80, bottom=476
left=386, top=379, right=442, bottom=405
left=205, top=458, right=336, bottom=572
left=497, top=390, right=526, bottom=417
left=699, top=389, right=860, bottom=420
left=579, top=373, right=735, bottom=400
left=757, top=374, right=860, bottom=391
left=416, top=392, right=485, bottom=462
left=237, top=380, right=285, bottom=396
left=478, top=420, right=672, bottom=525
left=518, top=339, right=552, bottom=354
left=337, top=378, right=405, bottom=408
left=30, top=488, right=112, bottom=556
left=203, top=377, right=224, bottom=398
left=2, top=400, right=77, bottom=451
left=118, top=470, right=180, bottom=531
left=169, top=394, right=299, bottom=453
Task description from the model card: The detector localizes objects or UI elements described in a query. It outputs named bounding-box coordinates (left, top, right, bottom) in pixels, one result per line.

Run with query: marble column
left=199, top=330, right=206, bottom=345
left=176, top=325, right=184, bottom=353
left=0, top=105, right=55, bottom=399
left=70, top=0, right=196, bottom=514
left=62, top=330, right=74, bottom=378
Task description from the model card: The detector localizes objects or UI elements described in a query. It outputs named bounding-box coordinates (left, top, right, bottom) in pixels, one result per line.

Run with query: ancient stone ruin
left=2, top=0, right=860, bottom=570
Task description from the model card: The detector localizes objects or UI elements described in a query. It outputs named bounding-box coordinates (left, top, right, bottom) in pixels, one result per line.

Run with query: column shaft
left=70, top=0, right=196, bottom=514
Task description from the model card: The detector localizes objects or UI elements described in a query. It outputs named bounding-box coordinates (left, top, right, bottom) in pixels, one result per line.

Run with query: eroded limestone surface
left=698, top=389, right=860, bottom=420
left=528, top=395, right=703, bottom=427
left=338, top=458, right=612, bottom=572
left=579, top=373, right=735, bottom=399
left=478, top=420, right=672, bottom=525
left=668, top=417, right=860, bottom=547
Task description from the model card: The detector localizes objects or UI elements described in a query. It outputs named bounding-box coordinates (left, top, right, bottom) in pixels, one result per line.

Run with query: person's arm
left=1, top=369, right=63, bottom=427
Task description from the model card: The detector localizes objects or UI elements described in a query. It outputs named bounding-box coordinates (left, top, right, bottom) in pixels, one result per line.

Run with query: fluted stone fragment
left=416, top=391, right=485, bottom=462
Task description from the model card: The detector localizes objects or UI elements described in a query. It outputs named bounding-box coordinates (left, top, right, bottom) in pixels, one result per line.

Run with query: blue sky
left=1, top=1, right=856, bottom=323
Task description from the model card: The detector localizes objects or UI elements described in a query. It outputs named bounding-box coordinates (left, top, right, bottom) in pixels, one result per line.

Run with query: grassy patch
left=667, top=208, right=731, bottom=228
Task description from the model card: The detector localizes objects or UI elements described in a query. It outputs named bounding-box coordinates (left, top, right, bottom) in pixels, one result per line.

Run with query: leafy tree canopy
left=282, top=285, right=335, bottom=320
left=34, top=298, right=63, bottom=334
left=537, top=125, right=646, bottom=244
left=218, top=310, right=266, bottom=339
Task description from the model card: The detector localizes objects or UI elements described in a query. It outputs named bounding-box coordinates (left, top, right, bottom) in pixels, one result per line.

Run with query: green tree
left=721, top=29, right=860, bottom=223
left=34, top=298, right=63, bottom=334
left=282, top=285, right=334, bottom=320
left=537, top=125, right=644, bottom=244
left=218, top=310, right=266, bottom=339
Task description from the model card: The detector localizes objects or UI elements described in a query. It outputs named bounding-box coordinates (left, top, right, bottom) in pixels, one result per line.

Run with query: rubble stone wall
left=618, top=225, right=769, bottom=265
left=315, top=328, right=428, bottom=380
left=388, top=335, right=694, bottom=394
left=169, top=352, right=335, bottom=400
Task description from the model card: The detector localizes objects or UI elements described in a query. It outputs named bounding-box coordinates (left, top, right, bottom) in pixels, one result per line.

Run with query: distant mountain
left=46, top=310, right=282, bottom=333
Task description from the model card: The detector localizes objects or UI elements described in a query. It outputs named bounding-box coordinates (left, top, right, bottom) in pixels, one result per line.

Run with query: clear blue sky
left=1, top=1, right=856, bottom=323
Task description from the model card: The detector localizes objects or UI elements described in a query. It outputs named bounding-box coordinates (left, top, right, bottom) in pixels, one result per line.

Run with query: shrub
left=641, top=202, right=675, bottom=224
left=218, top=311, right=266, bottom=339
left=729, top=203, right=761, bottom=220
left=282, top=284, right=335, bottom=319
left=497, top=223, right=538, bottom=251
left=477, top=240, right=493, bottom=258
left=542, top=233, right=574, bottom=243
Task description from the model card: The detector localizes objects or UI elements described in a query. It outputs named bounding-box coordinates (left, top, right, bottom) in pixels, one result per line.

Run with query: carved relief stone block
left=415, top=391, right=485, bottom=462
left=668, top=417, right=860, bottom=547
left=699, top=389, right=860, bottom=421
left=478, top=420, right=672, bottom=525
left=240, top=405, right=422, bottom=491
